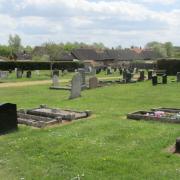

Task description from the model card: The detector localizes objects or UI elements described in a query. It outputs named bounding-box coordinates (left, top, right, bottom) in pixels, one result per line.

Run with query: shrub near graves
left=0, top=61, right=84, bottom=71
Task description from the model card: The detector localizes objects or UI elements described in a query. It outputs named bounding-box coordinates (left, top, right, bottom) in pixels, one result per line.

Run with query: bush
left=157, top=59, right=180, bottom=75
left=0, top=61, right=84, bottom=71
left=130, top=61, right=156, bottom=69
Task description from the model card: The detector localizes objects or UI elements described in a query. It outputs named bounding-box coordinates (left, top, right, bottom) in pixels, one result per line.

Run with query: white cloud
left=0, top=0, right=180, bottom=47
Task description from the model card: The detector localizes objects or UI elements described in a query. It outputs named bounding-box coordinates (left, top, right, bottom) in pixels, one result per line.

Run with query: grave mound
left=127, top=108, right=180, bottom=124
left=18, top=105, right=91, bottom=128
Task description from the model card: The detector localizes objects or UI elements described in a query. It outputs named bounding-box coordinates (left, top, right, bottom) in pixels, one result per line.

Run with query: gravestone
left=119, top=68, right=123, bottom=75
left=126, top=72, right=132, bottom=83
left=177, top=72, right=180, bottom=82
left=89, top=77, right=98, bottom=89
left=133, top=68, right=137, bottom=74
left=176, top=137, right=180, bottom=153
left=107, top=67, right=112, bottom=75
left=0, top=103, right=18, bottom=134
left=122, top=69, right=127, bottom=81
left=148, top=70, right=153, bottom=80
left=162, top=74, right=167, bottom=84
left=35, top=70, right=40, bottom=76
left=91, top=68, right=97, bottom=76
left=78, top=68, right=86, bottom=89
left=52, top=75, right=59, bottom=87
left=139, top=70, right=145, bottom=81
left=69, top=73, right=81, bottom=99
left=96, top=68, right=101, bottom=74
left=0, top=71, right=9, bottom=79
left=152, top=75, right=157, bottom=86
left=26, top=71, right=32, bottom=78
left=16, top=69, right=23, bottom=78
left=53, top=69, right=60, bottom=77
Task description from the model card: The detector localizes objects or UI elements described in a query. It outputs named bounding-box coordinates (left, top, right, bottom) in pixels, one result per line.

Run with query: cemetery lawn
left=0, top=80, right=180, bottom=180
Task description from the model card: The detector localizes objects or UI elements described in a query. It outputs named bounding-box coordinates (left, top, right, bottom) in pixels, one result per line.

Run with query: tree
left=0, top=45, right=11, bottom=57
left=8, top=34, right=22, bottom=53
left=164, top=42, right=174, bottom=57
left=145, top=41, right=167, bottom=57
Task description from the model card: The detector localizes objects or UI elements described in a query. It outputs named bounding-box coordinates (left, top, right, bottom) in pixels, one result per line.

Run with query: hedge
left=157, top=59, right=180, bottom=75
left=0, top=61, right=84, bottom=71
left=130, top=62, right=156, bottom=69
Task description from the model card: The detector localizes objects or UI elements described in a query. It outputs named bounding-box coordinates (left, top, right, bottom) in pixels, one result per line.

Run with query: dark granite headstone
left=152, top=75, right=157, bottom=86
left=162, top=74, right=167, bottom=84
left=148, top=70, right=153, bottom=80
left=176, top=137, right=180, bottom=153
left=26, top=71, right=32, bottom=78
left=139, top=70, right=145, bottom=81
left=0, top=103, right=18, bottom=134
left=107, top=67, right=112, bottom=75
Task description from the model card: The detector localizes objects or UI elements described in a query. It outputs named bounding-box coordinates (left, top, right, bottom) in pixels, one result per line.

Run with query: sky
left=0, top=0, right=180, bottom=48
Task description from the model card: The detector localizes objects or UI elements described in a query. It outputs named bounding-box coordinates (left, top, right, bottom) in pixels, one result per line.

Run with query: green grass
left=0, top=79, right=180, bottom=179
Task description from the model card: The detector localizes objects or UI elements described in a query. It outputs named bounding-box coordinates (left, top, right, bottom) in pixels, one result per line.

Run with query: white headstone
left=52, top=75, right=59, bottom=87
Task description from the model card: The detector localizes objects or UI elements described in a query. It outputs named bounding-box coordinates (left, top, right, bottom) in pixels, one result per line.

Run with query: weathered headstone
left=89, top=77, right=98, bottom=89
left=177, top=72, right=180, bottom=82
left=16, top=69, right=23, bottom=78
left=91, top=68, right=97, bottom=76
left=35, top=70, right=40, bottom=76
left=26, top=71, right=32, bottom=78
left=69, top=73, right=81, bottom=99
left=152, top=75, right=157, bottom=86
left=78, top=68, right=86, bottom=89
left=0, top=71, right=9, bottom=79
left=52, top=75, right=59, bottom=87
left=0, top=103, right=18, bottom=134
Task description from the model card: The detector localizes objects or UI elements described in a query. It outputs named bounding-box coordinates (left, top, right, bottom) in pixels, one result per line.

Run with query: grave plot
left=17, top=105, right=91, bottom=128
left=127, top=108, right=180, bottom=124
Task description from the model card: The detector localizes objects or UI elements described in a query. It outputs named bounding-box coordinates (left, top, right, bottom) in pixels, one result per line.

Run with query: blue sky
left=0, top=0, right=180, bottom=47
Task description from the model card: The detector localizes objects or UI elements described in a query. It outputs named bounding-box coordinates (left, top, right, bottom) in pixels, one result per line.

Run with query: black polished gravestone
left=0, top=103, right=18, bottom=134
left=26, top=71, right=32, bottom=78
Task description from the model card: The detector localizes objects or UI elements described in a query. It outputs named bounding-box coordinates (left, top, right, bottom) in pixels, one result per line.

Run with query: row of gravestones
left=15, top=69, right=32, bottom=78
left=52, top=72, right=98, bottom=99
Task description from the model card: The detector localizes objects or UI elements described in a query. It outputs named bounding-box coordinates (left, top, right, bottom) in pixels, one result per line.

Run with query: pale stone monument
left=69, top=73, right=81, bottom=99
left=52, top=75, right=59, bottom=87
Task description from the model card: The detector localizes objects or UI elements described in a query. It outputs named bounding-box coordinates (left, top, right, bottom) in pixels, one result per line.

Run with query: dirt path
left=0, top=77, right=120, bottom=88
